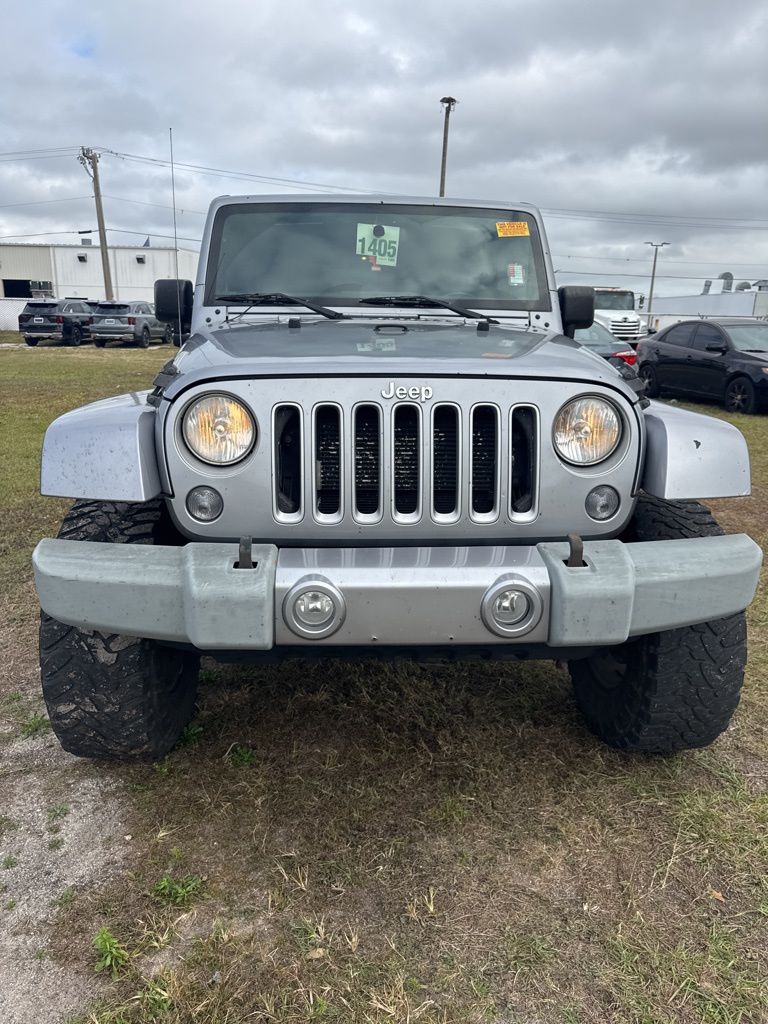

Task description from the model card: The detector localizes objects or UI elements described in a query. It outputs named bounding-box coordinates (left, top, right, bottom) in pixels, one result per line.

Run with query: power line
left=106, top=227, right=202, bottom=244
left=544, top=209, right=768, bottom=230
left=0, top=146, right=80, bottom=158
left=98, top=147, right=382, bottom=194
left=544, top=205, right=768, bottom=226
left=0, top=196, right=91, bottom=210
left=102, top=194, right=206, bottom=215
left=555, top=270, right=734, bottom=280
left=553, top=253, right=768, bottom=268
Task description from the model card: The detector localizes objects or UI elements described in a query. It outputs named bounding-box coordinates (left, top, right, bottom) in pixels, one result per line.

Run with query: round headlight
left=182, top=394, right=255, bottom=465
left=553, top=397, right=621, bottom=466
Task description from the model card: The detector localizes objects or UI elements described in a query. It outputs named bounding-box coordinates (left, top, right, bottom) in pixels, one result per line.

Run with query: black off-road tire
left=39, top=500, right=200, bottom=761
left=638, top=363, right=660, bottom=398
left=569, top=495, right=747, bottom=753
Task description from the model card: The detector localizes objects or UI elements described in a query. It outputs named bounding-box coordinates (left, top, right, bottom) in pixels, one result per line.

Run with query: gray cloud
left=0, top=0, right=766, bottom=296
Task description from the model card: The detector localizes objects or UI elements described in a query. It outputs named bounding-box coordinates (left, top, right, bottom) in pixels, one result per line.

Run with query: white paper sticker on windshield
left=508, top=263, right=525, bottom=286
left=357, top=223, right=400, bottom=267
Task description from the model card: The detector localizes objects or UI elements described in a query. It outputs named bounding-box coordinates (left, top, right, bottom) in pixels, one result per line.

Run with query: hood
left=161, top=317, right=637, bottom=401
left=734, top=350, right=768, bottom=367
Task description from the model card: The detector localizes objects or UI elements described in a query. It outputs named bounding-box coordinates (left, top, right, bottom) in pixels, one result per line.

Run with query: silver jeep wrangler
left=33, top=196, right=763, bottom=760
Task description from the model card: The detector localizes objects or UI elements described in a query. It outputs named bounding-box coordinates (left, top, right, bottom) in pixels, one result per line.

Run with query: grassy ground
left=1, top=347, right=767, bottom=1024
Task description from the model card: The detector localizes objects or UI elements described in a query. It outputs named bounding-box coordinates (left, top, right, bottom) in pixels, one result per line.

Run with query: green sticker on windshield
left=357, top=223, right=400, bottom=267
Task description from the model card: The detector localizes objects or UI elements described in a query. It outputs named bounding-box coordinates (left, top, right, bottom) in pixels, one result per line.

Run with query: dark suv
left=91, top=301, right=172, bottom=348
left=637, top=318, right=768, bottom=414
left=18, top=298, right=95, bottom=347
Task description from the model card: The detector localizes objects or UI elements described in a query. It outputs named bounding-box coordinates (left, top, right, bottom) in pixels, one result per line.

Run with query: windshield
left=595, top=291, right=635, bottom=311
left=573, top=322, right=616, bottom=346
left=205, top=203, right=550, bottom=311
left=727, top=323, right=768, bottom=351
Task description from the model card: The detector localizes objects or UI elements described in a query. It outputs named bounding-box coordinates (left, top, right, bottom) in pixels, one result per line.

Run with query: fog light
left=492, top=590, right=530, bottom=626
left=295, top=591, right=335, bottom=628
left=283, top=578, right=346, bottom=640
left=186, top=486, right=223, bottom=522
left=481, top=576, right=544, bottom=638
left=585, top=485, right=620, bottom=521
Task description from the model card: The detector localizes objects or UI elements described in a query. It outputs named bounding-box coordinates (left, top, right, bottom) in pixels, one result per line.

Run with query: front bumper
left=33, top=536, right=762, bottom=651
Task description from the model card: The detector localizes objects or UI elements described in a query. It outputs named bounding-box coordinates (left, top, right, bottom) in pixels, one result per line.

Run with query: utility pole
left=79, top=147, right=114, bottom=300
left=645, top=241, right=669, bottom=332
left=438, top=96, right=457, bottom=197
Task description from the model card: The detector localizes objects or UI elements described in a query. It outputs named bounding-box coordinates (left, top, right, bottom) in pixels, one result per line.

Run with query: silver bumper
left=32, top=536, right=762, bottom=651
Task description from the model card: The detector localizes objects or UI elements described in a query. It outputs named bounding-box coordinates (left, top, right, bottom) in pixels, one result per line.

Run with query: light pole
left=645, top=241, right=669, bottom=332
left=438, top=96, right=457, bottom=197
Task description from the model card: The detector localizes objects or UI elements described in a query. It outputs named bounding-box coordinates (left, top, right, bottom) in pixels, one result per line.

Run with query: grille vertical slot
left=470, top=405, right=499, bottom=518
left=432, top=404, right=459, bottom=517
left=314, top=404, right=342, bottom=517
left=353, top=404, right=381, bottom=517
left=273, top=404, right=303, bottom=520
left=510, top=406, right=537, bottom=516
left=393, top=405, right=421, bottom=517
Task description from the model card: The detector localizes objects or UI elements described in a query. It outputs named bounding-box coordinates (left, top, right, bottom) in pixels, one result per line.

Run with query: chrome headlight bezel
left=552, top=395, right=622, bottom=467
left=181, top=392, right=257, bottom=466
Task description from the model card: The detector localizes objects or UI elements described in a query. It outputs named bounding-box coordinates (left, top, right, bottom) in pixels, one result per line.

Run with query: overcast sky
left=1, top=0, right=766, bottom=297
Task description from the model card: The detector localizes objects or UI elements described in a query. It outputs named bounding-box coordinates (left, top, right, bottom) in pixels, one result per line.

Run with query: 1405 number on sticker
left=357, top=223, right=400, bottom=266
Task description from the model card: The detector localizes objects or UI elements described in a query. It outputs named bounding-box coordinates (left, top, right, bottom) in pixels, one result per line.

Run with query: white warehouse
left=0, top=241, right=199, bottom=302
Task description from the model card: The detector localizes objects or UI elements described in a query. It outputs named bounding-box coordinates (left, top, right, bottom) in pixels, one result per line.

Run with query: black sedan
left=573, top=321, right=638, bottom=366
left=636, top=318, right=768, bottom=414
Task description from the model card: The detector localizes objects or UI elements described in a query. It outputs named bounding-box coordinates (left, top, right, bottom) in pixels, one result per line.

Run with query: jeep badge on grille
left=381, top=381, right=433, bottom=402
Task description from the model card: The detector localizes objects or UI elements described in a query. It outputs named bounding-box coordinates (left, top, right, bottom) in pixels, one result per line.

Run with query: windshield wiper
left=358, top=294, right=498, bottom=323
left=215, top=292, right=347, bottom=321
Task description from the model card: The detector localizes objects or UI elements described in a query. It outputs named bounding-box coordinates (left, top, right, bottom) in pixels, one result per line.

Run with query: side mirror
left=154, top=279, right=193, bottom=329
left=558, top=285, right=594, bottom=337
left=705, top=343, right=728, bottom=354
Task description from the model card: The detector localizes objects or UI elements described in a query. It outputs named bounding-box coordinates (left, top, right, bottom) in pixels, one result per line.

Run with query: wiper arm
left=359, top=294, right=498, bottom=323
left=215, top=292, right=347, bottom=321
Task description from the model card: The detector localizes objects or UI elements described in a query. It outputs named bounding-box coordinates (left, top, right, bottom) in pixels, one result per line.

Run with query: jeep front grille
left=273, top=400, right=538, bottom=526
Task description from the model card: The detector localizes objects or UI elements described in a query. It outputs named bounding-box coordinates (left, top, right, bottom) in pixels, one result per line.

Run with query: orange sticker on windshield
left=496, top=221, right=530, bottom=237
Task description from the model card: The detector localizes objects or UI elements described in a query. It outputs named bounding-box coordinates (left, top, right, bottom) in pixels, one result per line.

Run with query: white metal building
left=0, top=241, right=198, bottom=303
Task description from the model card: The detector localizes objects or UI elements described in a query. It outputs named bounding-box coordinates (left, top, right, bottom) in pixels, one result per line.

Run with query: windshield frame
left=204, top=201, right=552, bottom=313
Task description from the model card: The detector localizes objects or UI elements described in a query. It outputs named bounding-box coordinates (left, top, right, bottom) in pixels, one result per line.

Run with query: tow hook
left=237, top=536, right=254, bottom=569
left=566, top=532, right=585, bottom=568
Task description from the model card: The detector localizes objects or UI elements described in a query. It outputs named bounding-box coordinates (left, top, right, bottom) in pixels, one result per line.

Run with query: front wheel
left=569, top=495, right=747, bottom=752
left=725, top=376, right=756, bottom=415
left=39, top=501, right=199, bottom=760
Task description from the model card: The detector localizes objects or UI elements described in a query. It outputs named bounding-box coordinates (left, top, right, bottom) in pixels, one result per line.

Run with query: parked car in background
left=637, top=318, right=768, bottom=414
left=91, top=301, right=172, bottom=347
left=573, top=321, right=637, bottom=365
left=18, top=298, right=94, bottom=347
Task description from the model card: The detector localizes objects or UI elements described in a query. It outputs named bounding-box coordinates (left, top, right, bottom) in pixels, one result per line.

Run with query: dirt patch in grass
left=0, top=732, right=129, bottom=1024
left=1, top=352, right=767, bottom=1023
